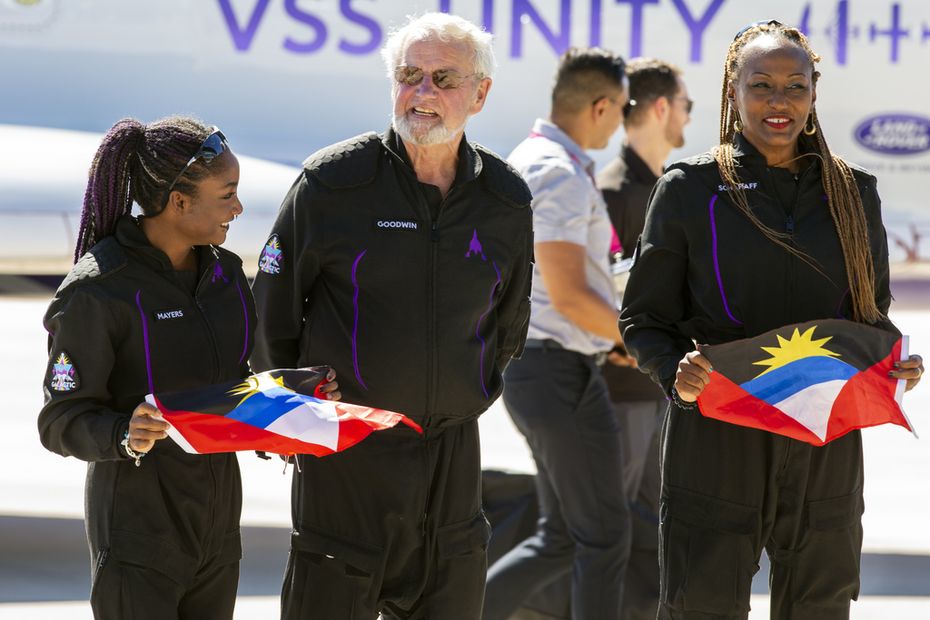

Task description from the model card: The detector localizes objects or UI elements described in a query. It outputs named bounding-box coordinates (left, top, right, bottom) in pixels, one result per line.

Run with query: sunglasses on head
left=393, top=65, right=481, bottom=90
left=164, top=127, right=229, bottom=202
left=733, top=19, right=783, bottom=41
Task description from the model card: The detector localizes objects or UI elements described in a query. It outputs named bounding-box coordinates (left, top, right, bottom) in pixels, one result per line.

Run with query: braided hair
left=74, top=116, right=214, bottom=262
left=714, top=23, right=881, bottom=323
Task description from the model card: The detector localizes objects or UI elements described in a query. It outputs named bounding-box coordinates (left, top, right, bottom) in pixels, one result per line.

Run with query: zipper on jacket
left=194, top=266, right=222, bottom=383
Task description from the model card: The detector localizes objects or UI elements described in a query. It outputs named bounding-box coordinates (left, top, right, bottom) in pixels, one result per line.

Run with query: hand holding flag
left=690, top=319, right=917, bottom=446
left=145, top=367, right=422, bottom=457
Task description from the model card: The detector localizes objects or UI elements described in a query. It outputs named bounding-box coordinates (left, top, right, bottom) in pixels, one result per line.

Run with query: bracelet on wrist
left=671, top=387, right=698, bottom=411
left=120, top=431, right=146, bottom=467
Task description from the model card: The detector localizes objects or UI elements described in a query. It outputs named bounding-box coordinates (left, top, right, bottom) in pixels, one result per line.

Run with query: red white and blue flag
left=145, top=368, right=422, bottom=456
left=696, top=319, right=915, bottom=445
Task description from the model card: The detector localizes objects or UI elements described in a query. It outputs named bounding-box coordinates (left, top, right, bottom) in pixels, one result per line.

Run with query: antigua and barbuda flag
left=696, top=319, right=916, bottom=446
left=145, top=367, right=422, bottom=456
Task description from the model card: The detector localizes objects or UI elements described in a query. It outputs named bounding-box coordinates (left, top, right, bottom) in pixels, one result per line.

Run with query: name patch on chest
left=718, top=182, right=759, bottom=192
left=374, top=219, right=419, bottom=231
left=153, top=308, right=185, bottom=321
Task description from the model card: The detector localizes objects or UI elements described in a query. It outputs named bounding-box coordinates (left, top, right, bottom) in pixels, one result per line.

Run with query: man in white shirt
left=483, top=47, right=632, bottom=620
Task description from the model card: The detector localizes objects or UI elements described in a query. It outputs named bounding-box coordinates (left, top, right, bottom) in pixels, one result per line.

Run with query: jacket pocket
left=109, top=529, right=198, bottom=586
left=662, top=485, right=758, bottom=615
left=284, top=527, right=385, bottom=620
left=790, top=492, right=864, bottom=607
left=437, top=511, right=492, bottom=559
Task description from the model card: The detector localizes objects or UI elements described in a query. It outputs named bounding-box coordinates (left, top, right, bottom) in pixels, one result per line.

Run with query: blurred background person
left=597, top=56, right=692, bottom=620
left=483, top=47, right=633, bottom=620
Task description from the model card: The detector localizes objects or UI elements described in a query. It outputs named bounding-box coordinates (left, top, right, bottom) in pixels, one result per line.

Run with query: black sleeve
left=619, top=172, right=696, bottom=394
left=38, top=288, right=131, bottom=462
left=250, top=173, right=322, bottom=372
left=495, top=215, right=534, bottom=371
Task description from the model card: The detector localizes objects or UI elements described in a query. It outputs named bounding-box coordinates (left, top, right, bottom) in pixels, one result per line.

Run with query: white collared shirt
left=509, top=118, right=616, bottom=356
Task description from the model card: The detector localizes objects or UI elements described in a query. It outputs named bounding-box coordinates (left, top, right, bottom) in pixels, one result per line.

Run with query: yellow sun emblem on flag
left=752, top=325, right=841, bottom=378
left=228, top=373, right=287, bottom=406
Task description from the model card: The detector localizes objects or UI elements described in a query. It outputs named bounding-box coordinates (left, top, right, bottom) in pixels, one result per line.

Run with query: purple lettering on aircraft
left=217, top=0, right=271, bottom=52
left=284, top=0, right=327, bottom=53
left=612, top=0, right=659, bottom=57
left=339, top=0, right=382, bottom=55
left=669, top=0, right=725, bottom=62
left=511, top=0, right=572, bottom=58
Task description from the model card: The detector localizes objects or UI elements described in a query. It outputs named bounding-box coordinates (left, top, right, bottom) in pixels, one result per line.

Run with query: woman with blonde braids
left=619, top=20, right=923, bottom=619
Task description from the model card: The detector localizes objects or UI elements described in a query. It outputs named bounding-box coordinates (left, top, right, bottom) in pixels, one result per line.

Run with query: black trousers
left=90, top=550, right=239, bottom=620
left=484, top=347, right=631, bottom=620
left=658, top=405, right=864, bottom=620
left=281, top=419, right=489, bottom=620
left=613, top=399, right=665, bottom=620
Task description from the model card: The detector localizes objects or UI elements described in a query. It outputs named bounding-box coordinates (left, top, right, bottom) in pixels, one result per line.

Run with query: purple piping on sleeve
left=476, top=261, right=502, bottom=399
left=134, top=290, right=155, bottom=394
left=235, top=279, right=250, bottom=364
left=708, top=194, right=743, bottom=325
left=351, top=249, right=368, bottom=390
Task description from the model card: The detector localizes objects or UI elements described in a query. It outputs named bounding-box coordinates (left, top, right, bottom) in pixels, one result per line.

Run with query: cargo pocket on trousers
left=662, top=486, right=758, bottom=615
left=283, top=527, right=385, bottom=620
left=793, top=492, right=864, bottom=606
left=435, top=513, right=492, bottom=611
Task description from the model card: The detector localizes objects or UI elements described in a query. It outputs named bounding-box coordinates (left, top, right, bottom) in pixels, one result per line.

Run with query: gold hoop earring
left=733, top=117, right=743, bottom=133
left=803, top=114, right=817, bottom=136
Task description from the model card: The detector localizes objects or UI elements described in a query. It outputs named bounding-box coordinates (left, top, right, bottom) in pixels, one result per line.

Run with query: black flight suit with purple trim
left=39, top=215, right=255, bottom=620
left=620, top=133, right=895, bottom=620
left=250, top=129, right=534, bottom=620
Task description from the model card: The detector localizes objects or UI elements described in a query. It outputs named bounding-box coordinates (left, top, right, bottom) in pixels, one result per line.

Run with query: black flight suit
left=250, top=129, right=534, bottom=619
left=39, top=216, right=256, bottom=620
left=620, top=134, right=895, bottom=620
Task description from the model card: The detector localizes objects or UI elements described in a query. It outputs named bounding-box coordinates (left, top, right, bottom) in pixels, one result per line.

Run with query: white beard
left=393, top=113, right=468, bottom=146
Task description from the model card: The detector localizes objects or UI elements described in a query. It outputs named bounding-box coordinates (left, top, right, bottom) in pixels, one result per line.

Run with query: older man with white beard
left=251, top=12, right=534, bottom=620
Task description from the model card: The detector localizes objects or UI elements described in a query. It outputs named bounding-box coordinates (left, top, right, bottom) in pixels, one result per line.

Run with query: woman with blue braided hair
left=620, top=22, right=922, bottom=619
left=38, top=116, right=339, bottom=619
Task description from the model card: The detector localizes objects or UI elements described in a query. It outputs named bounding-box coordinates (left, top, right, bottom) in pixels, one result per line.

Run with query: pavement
left=1, top=294, right=928, bottom=618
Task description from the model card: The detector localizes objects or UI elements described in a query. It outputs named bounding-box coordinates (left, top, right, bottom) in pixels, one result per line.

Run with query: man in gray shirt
left=483, top=47, right=632, bottom=620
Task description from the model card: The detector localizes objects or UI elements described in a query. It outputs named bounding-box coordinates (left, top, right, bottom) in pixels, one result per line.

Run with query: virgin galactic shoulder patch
left=49, top=352, right=80, bottom=392
left=258, top=234, right=283, bottom=275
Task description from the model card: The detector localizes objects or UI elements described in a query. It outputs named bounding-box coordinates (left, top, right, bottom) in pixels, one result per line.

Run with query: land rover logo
left=854, top=114, right=930, bottom=155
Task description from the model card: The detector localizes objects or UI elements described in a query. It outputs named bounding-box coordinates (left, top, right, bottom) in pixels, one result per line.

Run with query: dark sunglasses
left=164, top=127, right=229, bottom=201
left=673, top=96, right=694, bottom=114
left=393, top=65, right=481, bottom=90
left=733, top=19, right=783, bottom=41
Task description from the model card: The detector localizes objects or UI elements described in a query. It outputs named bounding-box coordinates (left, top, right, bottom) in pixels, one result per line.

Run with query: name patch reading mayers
left=153, top=308, right=185, bottom=321
left=374, top=219, right=419, bottom=231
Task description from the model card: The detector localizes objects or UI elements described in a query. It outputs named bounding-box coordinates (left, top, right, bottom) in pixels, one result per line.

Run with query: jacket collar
left=382, top=126, right=482, bottom=186
left=115, top=215, right=218, bottom=276
left=730, top=132, right=822, bottom=177
left=530, top=118, right=594, bottom=175
left=621, top=144, right=660, bottom=185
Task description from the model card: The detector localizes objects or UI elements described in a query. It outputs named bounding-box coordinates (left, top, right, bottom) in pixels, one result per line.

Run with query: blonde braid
left=714, top=23, right=882, bottom=323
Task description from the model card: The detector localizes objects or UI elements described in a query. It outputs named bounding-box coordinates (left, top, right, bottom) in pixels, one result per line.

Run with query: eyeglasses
left=393, top=65, right=482, bottom=90
left=164, top=127, right=229, bottom=202
left=672, top=96, right=694, bottom=114
left=621, top=96, right=693, bottom=116
left=733, top=19, right=783, bottom=41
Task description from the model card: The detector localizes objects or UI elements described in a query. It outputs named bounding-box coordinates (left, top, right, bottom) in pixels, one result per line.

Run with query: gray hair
left=381, top=12, right=496, bottom=79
